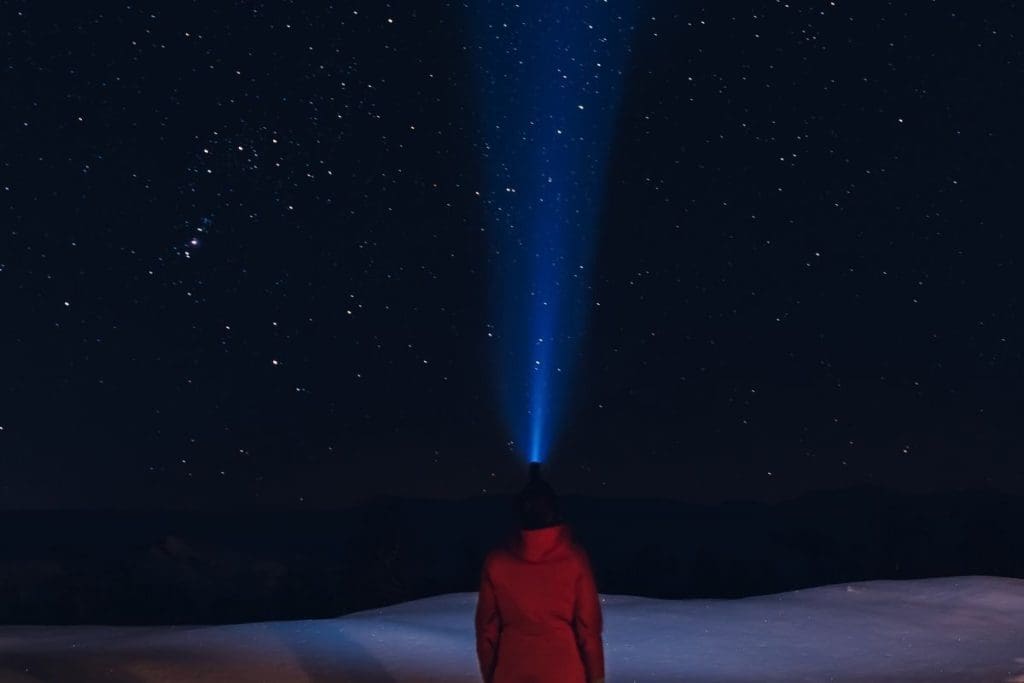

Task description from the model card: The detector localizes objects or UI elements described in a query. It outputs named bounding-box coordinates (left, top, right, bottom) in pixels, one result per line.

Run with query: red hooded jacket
left=475, top=524, right=604, bottom=683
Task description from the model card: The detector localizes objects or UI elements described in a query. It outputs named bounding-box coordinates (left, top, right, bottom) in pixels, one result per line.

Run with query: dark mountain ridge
left=2, top=487, right=1020, bottom=624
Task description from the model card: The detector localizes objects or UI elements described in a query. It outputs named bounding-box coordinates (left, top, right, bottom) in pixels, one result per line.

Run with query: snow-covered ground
left=1, top=576, right=1022, bottom=682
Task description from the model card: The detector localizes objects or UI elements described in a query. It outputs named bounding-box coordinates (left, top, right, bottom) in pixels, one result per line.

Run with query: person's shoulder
left=566, top=538, right=593, bottom=566
left=482, top=544, right=515, bottom=571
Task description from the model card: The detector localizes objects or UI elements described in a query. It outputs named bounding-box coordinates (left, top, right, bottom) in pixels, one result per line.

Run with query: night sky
left=2, top=1, right=1021, bottom=509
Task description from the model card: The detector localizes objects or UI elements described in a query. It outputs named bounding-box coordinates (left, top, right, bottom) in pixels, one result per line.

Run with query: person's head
left=518, top=462, right=561, bottom=530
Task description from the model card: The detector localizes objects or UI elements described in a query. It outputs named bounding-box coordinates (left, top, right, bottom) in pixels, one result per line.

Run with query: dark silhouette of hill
left=1, top=487, right=1021, bottom=624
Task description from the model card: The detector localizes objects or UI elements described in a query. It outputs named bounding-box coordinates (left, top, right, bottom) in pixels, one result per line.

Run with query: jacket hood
left=515, top=523, right=571, bottom=563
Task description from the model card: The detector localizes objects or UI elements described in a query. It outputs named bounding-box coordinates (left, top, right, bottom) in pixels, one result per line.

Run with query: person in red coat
left=475, top=463, right=605, bottom=683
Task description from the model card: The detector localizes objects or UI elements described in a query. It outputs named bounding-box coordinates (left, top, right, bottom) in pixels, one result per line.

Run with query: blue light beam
left=469, top=1, right=634, bottom=463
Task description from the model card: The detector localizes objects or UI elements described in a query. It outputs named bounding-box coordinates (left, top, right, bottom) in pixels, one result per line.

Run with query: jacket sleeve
left=573, top=549, right=605, bottom=682
left=475, top=557, right=501, bottom=683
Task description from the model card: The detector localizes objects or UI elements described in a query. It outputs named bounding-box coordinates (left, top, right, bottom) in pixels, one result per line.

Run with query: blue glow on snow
left=469, top=1, right=633, bottom=462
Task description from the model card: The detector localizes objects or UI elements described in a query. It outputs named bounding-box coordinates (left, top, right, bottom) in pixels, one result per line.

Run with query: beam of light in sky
left=468, top=1, right=634, bottom=463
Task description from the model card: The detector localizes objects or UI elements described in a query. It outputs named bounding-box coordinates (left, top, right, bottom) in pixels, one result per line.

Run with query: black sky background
left=1, top=1, right=1021, bottom=508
